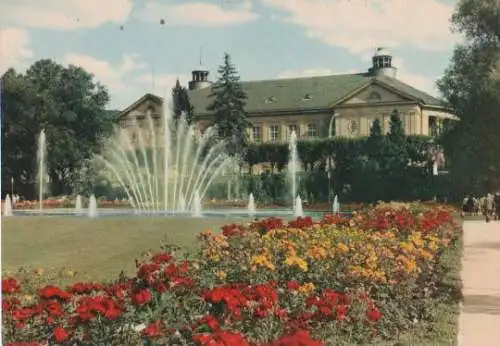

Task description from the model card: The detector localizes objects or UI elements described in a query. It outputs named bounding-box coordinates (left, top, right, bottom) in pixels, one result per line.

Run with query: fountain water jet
left=287, top=130, right=298, bottom=209
left=37, top=129, right=47, bottom=212
left=75, top=195, right=83, bottom=213
left=247, top=193, right=256, bottom=216
left=88, top=195, right=98, bottom=218
left=3, top=194, right=13, bottom=217
left=294, top=195, right=304, bottom=218
left=96, top=105, right=231, bottom=214
left=192, top=191, right=202, bottom=217
left=332, top=195, right=340, bottom=214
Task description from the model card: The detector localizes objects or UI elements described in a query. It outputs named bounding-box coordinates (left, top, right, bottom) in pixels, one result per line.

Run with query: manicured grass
left=1, top=216, right=239, bottom=281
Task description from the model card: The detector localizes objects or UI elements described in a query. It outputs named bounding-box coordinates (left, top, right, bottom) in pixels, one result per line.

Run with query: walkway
left=458, top=220, right=500, bottom=346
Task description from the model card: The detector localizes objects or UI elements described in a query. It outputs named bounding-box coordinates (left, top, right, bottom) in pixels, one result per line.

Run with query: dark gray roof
left=188, top=73, right=445, bottom=116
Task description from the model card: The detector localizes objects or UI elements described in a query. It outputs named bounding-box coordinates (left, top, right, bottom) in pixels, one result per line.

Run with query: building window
left=348, top=119, right=360, bottom=134
left=269, top=125, right=280, bottom=143
left=288, top=124, right=299, bottom=138
left=429, top=116, right=439, bottom=137
left=252, top=126, right=261, bottom=143
left=307, top=123, right=317, bottom=138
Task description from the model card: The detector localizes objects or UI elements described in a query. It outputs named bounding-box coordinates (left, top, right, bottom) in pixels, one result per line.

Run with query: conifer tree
left=171, top=79, right=194, bottom=125
left=207, top=53, right=250, bottom=154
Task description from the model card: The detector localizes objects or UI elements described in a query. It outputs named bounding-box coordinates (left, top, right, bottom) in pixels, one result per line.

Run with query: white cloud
left=64, top=53, right=146, bottom=92
left=2, top=0, right=133, bottom=30
left=0, top=28, right=33, bottom=74
left=262, top=0, right=461, bottom=54
left=138, top=0, right=257, bottom=27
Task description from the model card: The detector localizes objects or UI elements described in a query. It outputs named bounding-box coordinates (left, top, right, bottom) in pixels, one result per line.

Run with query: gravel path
left=458, top=220, right=500, bottom=345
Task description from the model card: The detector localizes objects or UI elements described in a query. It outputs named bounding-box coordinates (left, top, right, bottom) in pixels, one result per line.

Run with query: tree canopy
left=438, top=0, right=500, bottom=193
left=207, top=53, right=250, bottom=155
left=1, top=59, right=113, bottom=198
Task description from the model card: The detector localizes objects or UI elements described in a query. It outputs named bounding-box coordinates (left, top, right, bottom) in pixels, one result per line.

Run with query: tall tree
left=171, top=79, right=194, bottom=125
left=437, top=0, right=500, bottom=193
left=1, top=59, right=113, bottom=198
left=207, top=53, right=250, bottom=154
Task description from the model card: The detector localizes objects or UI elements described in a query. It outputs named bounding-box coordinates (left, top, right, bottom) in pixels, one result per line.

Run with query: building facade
left=116, top=48, right=456, bottom=144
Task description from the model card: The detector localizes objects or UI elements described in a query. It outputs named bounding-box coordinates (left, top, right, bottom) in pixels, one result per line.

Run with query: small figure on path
left=494, top=192, right=500, bottom=221
left=485, top=193, right=495, bottom=222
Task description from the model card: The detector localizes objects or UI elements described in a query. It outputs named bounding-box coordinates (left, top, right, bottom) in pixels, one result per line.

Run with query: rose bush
left=2, top=203, right=460, bottom=345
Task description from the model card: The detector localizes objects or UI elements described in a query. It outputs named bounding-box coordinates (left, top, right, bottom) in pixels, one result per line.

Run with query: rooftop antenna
left=199, top=46, right=203, bottom=66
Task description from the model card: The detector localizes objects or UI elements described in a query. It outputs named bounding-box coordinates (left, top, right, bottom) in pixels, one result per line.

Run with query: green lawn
left=2, top=216, right=238, bottom=281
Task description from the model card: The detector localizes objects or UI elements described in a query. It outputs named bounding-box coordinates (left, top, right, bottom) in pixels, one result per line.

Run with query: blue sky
left=1, top=0, right=461, bottom=110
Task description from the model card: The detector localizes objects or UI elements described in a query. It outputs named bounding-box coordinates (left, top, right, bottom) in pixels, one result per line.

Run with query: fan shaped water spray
left=96, top=105, right=232, bottom=214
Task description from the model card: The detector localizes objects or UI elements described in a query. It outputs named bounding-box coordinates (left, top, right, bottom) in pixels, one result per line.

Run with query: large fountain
left=96, top=107, right=232, bottom=214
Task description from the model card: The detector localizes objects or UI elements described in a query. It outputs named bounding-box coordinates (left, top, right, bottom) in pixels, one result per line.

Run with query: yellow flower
left=35, top=267, right=44, bottom=276
left=216, top=270, right=227, bottom=280
left=307, top=245, right=327, bottom=260
left=251, top=254, right=275, bottom=271
left=298, top=282, right=315, bottom=295
left=336, top=243, right=349, bottom=253
left=284, top=254, right=308, bottom=272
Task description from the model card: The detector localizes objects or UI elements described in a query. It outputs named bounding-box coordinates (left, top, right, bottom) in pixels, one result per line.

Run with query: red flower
left=142, top=320, right=163, bottom=338
left=131, top=289, right=152, bottom=305
left=39, top=285, right=71, bottom=301
left=193, top=331, right=249, bottom=346
left=2, top=278, right=21, bottom=294
left=286, top=280, right=300, bottom=290
left=151, top=253, right=173, bottom=264
left=265, top=330, right=324, bottom=346
left=53, top=325, right=70, bottom=342
left=67, top=282, right=104, bottom=294
left=367, top=307, right=382, bottom=322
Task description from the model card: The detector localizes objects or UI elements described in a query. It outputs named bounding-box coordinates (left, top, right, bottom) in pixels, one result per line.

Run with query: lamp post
left=11, top=177, right=14, bottom=197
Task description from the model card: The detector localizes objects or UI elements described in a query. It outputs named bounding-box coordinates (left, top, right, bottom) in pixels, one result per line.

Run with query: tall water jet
left=3, top=194, right=13, bottom=217
left=37, top=129, right=47, bottom=212
left=294, top=195, right=304, bottom=218
left=247, top=193, right=256, bottom=216
left=88, top=195, right=98, bottom=218
left=179, top=195, right=186, bottom=212
left=332, top=195, right=340, bottom=214
left=288, top=130, right=298, bottom=209
left=75, top=195, right=83, bottom=213
left=192, top=191, right=202, bottom=217
left=96, top=104, right=231, bottom=214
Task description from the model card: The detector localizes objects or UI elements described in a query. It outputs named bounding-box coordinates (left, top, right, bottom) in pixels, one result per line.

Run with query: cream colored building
left=117, top=48, right=456, bottom=146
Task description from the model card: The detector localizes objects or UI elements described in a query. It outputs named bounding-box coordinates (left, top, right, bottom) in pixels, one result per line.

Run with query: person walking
left=485, top=193, right=495, bottom=222
left=494, top=192, right=500, bottom=221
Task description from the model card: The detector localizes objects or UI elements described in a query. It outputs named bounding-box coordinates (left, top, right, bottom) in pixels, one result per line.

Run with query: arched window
left=368, top=91, right=381, bottom=101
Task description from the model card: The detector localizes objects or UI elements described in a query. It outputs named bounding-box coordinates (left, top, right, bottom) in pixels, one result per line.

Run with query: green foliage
left=437, top=0, right=500, bottom=193
left=207, top=53, right=251, bottom=154
left=171, top=79, right=194, bottom=125
left=1, top=60, right=113, bottom=198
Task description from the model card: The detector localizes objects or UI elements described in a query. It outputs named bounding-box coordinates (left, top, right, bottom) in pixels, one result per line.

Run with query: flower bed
left=2, top=204, right=461, bottom=345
